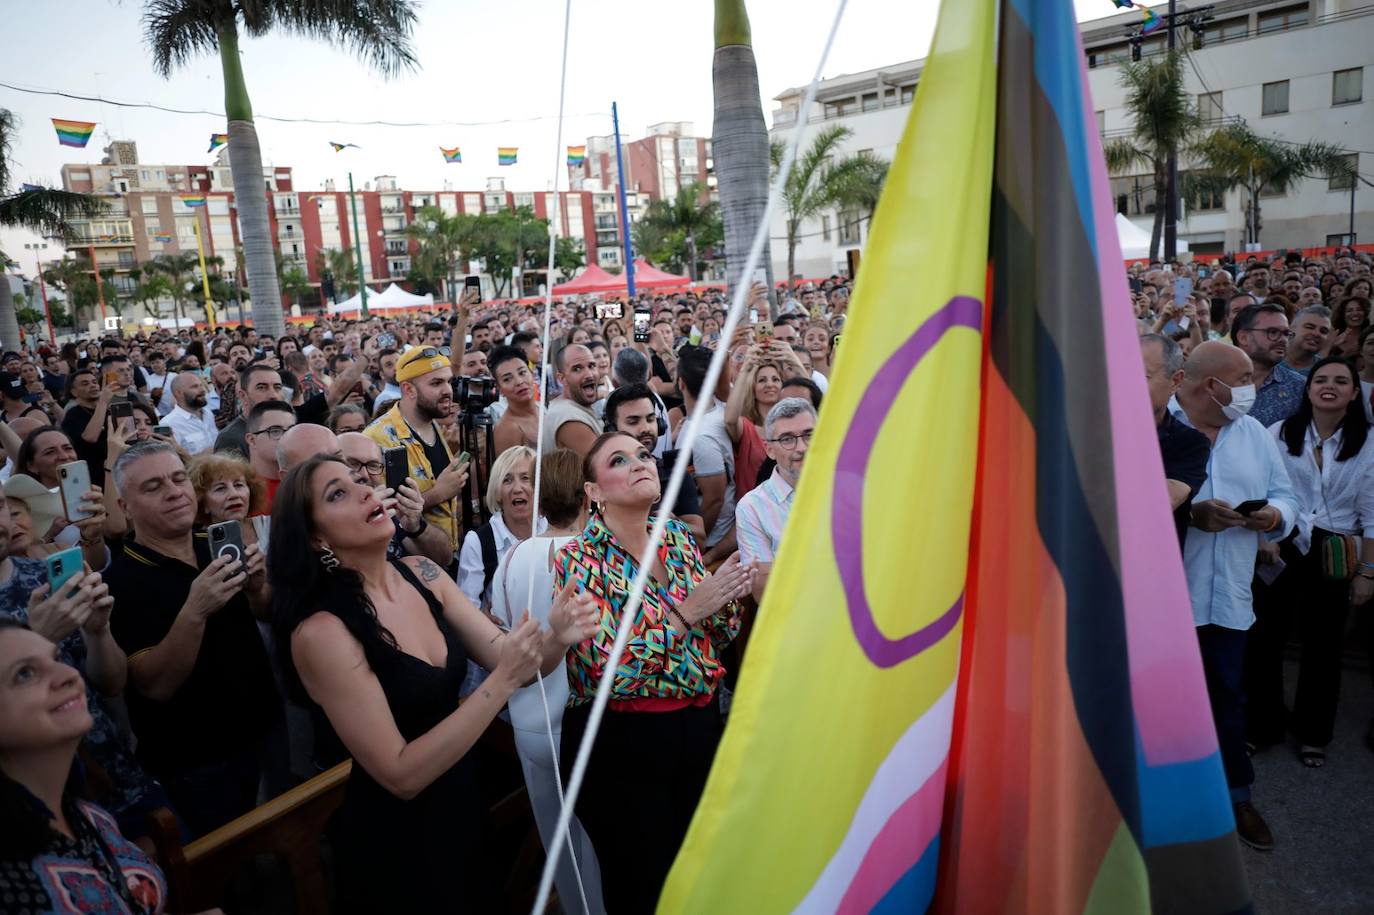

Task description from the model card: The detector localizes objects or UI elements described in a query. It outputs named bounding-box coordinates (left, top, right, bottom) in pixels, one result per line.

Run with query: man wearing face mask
left=1169, top=340, right=1296, bottom=853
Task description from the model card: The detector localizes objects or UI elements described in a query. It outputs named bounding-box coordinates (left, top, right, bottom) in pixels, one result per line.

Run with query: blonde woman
left=457, top=445, right=546, bottom=610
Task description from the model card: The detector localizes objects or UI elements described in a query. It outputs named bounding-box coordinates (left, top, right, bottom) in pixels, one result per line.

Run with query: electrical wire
left=0, top=78, right=608, bottom=129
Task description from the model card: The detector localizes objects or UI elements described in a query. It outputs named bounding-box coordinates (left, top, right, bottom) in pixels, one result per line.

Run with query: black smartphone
left=109, top=401, right=134, bottom=421
left=383, top=447, right=408, bottom=492
left=1234, top=499, right=1268, bottom=516
left=21, top=392, right=44, bottom=404
left=465, top=275, right=482, bottom=302
left=153, top=425, right=173, bottom=438
left=1128, top=277, right=1143, bottom=294
left=633, top=306, right=651, bottom=343
left=207, top=520, right=246, bottom=564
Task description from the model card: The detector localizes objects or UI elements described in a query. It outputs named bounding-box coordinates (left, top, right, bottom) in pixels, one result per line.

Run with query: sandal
left=1298, top=746, right=1326, bottom=768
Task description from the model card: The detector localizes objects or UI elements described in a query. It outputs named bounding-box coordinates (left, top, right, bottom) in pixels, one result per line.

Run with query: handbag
left=1313, top=433, right=1359, bottom=580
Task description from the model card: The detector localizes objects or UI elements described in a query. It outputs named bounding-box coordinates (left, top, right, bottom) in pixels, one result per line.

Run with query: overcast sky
left=2, top=0, right=1114, bottom=262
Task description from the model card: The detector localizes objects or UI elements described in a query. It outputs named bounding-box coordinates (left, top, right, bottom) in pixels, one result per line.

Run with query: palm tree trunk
left=1150, top=165, right=1166, bottom=261
left=787, top=219, right=798, bottom=291
left=0, top=290, right=21, bottom=352
left=219, top=27, right=284, bottom=339
left=686, top=233, right=698, bottom=281
left=713, top=0, right=776, bottom=317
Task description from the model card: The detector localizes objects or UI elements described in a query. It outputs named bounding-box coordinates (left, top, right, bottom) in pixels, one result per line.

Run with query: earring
left=320, top=547, right=339, bottom=572
left=595, top=500, right=604, bottom=515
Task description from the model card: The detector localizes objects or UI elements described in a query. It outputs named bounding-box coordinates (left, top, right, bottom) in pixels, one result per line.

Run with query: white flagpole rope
left=521, top=0, right=592, bottom=911
left=530, top=0, right=851, bottom=910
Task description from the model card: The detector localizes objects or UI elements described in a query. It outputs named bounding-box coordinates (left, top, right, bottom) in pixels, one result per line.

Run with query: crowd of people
left=0, top=276, right=838, bottom=912
left=1138, top=246, right=1374, bottom=854
left=0, top=243, right=1369, bottom=910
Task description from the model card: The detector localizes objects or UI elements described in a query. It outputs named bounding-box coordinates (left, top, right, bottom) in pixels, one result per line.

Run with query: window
left=1329, top=153, right=1358, bottom=191
left=1327, top=233, right=1356, bottom=246
left=884, top=88, right=896, bottom=105
left=1087, top=43, right=1131, bottom=68
left=513, top=192, right=535, bottom=209
left=117, top=252, right=135, bottom=269
left=838, top=211, right=862, bottom=245
left=677, top=138, right=696, bottom=156
left=1201, top=17, right=1247, bottom=45
left=821, top=214, right=831, bottom=242
left=1257, top=5, right=1307, bottom=34
left=1185, top=171, right=1226, bottom=211
left=1333, top=68, right=1363, bottom=106
left=823, top=99, right=854, bottom=119
left=1095, top=110, right=1106, bottom=133
left=900, top=84, right=915, bottom=104
left=1110, top=175, right=1158, bottom=216
left=1197, top=91, right=1224, bottom=123
left=1261, top=80, right=1289, bottom=116
left=862, top=92, right=880, bottom=112
left=141, top=197, right=159, bottom=215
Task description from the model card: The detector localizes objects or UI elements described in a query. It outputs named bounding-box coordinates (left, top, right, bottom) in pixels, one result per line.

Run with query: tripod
left=456, top=408, right=497, bottom=534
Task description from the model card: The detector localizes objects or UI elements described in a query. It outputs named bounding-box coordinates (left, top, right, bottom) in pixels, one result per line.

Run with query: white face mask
left=1211, top=379, right=1256, bottom=421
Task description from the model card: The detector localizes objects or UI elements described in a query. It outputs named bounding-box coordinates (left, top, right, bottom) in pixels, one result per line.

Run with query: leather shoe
left=1233, top=801, right=1274, bottom=851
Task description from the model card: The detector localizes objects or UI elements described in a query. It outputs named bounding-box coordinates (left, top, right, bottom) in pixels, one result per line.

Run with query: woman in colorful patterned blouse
left=0, top=619, right=167, bottom=914
left=556, top=431, right=753, bottom=911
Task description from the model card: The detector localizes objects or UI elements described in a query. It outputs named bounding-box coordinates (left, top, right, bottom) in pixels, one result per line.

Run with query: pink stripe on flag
left=836, top=760, right=948, bottom=915
left=1075, top=50, right=1218, bottom=765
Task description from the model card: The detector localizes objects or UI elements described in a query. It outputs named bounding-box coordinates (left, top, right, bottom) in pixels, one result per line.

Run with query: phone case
left=207, top=521, right=246, bottom=564
left=45, top=547, right=83, bottom=595
left=58, top=462, right=92, bottom=521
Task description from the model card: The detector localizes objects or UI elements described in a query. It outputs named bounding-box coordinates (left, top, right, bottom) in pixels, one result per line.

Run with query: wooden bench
left=148, top=761, right=352, bottom=914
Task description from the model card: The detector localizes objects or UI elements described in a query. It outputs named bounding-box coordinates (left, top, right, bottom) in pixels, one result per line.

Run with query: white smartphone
left=58, top=460, right=92, bottom=522
left=752, top=267, right=767, bottom=286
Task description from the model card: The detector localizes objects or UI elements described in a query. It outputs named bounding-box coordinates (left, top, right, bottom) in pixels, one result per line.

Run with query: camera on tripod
left=451, top=375, right=498, bottom=417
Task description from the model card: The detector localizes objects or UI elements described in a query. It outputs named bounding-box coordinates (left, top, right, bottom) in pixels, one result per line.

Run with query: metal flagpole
left=190, top=212, right=218, bottom=329
left=612, top=102, right=636, bottom=298
left=348, top=171, right=370, bottom=318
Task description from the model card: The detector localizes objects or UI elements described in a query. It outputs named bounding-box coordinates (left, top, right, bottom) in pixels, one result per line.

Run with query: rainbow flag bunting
left=497, top=147, right=518, bottom=166
left=180, top=195, right=206, bottom=208
left=566, top=145, right=586, bottom=167
left=329, top=141, right=360, bottom=152
left=207, top=133, right=229, bottom=153
left=52, top=119, right=96, bottom=148
left=151, top=233, right=174, bottom=243
left=440, top=146, right=462, bottom=163
left=1141, top=6, right=1164, bottom=33
left=661, top=0, right=1248, bottom=911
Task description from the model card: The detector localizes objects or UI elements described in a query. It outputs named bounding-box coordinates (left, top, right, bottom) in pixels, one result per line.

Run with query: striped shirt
left=735, top=468, right=796, bottom=565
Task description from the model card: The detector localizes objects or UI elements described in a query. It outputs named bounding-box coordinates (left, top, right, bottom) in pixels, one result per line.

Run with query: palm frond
left=252, top=0, right=420, bottom=78
left=1103, top=138, right=1151, bottom=175
left=143, top=0, right=232, bottom=77
left=0, top=188, right=107, bottom=240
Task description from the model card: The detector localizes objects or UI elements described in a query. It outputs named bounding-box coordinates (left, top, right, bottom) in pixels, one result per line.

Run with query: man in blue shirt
left=1231, top=303, right=1304, bottom=427
left=1170, top=341, right=1296, bottom=852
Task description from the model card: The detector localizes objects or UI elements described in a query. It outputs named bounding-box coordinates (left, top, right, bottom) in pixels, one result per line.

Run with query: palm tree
left=313, top=248, right=357, bottom=302
left=44, top=259, right=98, bottom=331
left=407, top=206, right=476, bottom=305
left=1193, top=123, right=1357, bottom=246
left=713, top=0, right=776, bottom=309
left=133, top=271, right=175, bottom=322
left=0, top=108, right=106, bottom=348
left=769, top=126, right=889, bottom=289
left=638, top=182, right=721, bottom=281
left=143, top=0, right=420, bottom=339
left=280, top=264, right=314, bottom=308
left=1102, top=51, right=1201, bottom=262
left=144, top=253, right=201, bottom=328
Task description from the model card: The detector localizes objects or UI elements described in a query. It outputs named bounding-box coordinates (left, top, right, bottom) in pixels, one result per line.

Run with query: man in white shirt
left=736, top=397, right=814, bottom=601
left=163, top=373, right=220, bottom=455
left=1169, top=341, right=1296, bottom=852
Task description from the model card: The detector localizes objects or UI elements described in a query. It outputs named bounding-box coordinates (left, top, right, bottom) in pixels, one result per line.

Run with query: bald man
left=164, top=372, right=220, bottom=455
left=276, top=423, right=342, bottom=477
left=1168, top=339, right=1295, bottom=851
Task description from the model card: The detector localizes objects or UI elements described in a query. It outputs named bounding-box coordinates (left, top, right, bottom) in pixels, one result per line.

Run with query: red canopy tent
left=631, top=259, right=690, bottom=288
left=551, top=264, right=623, bottom=295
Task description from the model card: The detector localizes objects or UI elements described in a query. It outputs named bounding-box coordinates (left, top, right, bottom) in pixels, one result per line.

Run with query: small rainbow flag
left=498, top=147, right=518, bottom=166
left=440, top=146, right=462, bottom=163
left=566, top=145, right=586, bottom=167
left=152, top=233, right=174, bottom=243
left=180, top=195, right=206, bottom=207
left=52, top=119, right=96, bottom=148
left=1141, top=6, right=1164, bottom=32
left=207, top=133, right=229, bottom=153
left=329, top=141, right=360, bottom=153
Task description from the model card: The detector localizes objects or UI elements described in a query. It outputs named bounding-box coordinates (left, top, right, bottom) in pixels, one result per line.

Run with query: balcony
left=596, top=231, right=619, bottom=247
left=381, top=204, right=405, bottom=214
left=274, top=204, right=300, bottom=216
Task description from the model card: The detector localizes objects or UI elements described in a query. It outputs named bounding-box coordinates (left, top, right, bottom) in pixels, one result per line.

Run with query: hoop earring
left=320, top=547, right=339, bottom=572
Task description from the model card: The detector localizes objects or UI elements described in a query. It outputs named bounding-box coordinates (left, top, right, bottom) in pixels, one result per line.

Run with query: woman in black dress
left=269, top=455, right=596, bottom=911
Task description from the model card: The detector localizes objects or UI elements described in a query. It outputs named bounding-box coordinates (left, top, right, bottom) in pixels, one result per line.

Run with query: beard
left=189, top=394, right=208, bottom=409
left=415, top=388, right=453, bottom=422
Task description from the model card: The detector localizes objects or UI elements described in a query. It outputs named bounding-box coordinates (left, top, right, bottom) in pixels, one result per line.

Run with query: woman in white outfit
left=491, top=448, right=605, bottom=914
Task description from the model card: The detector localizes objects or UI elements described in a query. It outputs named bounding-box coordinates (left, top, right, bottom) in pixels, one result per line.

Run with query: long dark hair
left=269, top=455, right=398, bottom=704
left=1280, top=356, right=1368, bottom=461
left=16, top=427, right=72, bottom=481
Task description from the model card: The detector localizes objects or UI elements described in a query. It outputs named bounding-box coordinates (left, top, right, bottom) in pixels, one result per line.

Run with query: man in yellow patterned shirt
left=365, top=347, right=469, bottom=558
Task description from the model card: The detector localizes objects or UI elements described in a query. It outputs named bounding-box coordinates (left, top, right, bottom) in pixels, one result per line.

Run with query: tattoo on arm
left=416, top=558, right=441, bottom=582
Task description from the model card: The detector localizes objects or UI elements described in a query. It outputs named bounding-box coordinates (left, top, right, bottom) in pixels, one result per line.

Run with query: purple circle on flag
left=831, top=295, right=982, bottom=668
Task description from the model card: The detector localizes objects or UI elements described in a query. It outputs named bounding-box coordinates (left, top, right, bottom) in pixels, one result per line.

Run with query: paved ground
left=1244, top=653, right=1374, bottom=912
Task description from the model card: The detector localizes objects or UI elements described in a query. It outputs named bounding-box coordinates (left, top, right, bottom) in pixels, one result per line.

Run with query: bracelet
left=403, top=517, right=428, bottom=538
left=669, top=608, right=691, bottom=631
left=1265, top=511, right=1282, bottom=532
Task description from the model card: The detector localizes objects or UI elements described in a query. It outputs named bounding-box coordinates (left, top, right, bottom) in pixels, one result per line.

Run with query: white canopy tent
left=328, top=283, right=435, bottom=315
left=1115, top=212, right=1189, bottom=260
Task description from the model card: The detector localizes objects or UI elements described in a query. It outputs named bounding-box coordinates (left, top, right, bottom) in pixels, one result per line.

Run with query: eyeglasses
left=768, top=429, right=814, bottom=450
left=1252, top=327, right=1296, bottom=342
left=249, top=424, right=292, bottom=440
left=344, top=457, right=384, bottom=475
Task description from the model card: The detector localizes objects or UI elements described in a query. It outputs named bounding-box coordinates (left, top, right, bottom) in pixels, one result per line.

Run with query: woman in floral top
left=556, top=432, right=752, bottom=911
left=0, top=619, right=166, bottom=914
